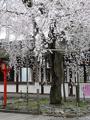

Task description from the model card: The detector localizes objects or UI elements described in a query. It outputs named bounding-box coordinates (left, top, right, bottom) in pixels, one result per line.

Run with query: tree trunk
left=50, top=51, right=64, bottom=104
left=16, top=72, right=19, bottom=93
left=63, top=77, right=66, bottom=102
left=83, top=63, right=87, bottom=83
left=63, top=58, right=66, bottom=102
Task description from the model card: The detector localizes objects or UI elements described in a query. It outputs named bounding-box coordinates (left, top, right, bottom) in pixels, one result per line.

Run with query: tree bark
left=83, top=63, right=87, bottom=83
left=16, top=72, right=19, bottom=93
left=50, top=51, right=64, bottom=104
left=63, top=76, right=66, bottom=102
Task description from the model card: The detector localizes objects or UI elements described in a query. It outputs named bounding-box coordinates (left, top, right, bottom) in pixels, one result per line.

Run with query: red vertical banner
left=2, top=64, right=7, bottom=108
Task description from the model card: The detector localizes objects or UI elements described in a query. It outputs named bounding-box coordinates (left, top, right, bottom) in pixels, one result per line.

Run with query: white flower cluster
left=0, top=0, right=89, bottom=68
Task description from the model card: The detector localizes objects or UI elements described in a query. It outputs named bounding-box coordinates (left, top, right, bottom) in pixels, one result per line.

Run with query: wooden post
left=37, top=89, right=40, bottom=114
left=76, top=68, right=80, bottom=106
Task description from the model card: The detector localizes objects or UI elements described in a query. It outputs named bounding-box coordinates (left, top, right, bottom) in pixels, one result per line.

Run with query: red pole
left=3, top=64, right=7, bottom=108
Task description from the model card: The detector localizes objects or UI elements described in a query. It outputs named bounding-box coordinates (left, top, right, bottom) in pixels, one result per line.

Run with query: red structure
left=1, top=63, right=7, bottom=108
left=0, top=59, right=9, bottom=108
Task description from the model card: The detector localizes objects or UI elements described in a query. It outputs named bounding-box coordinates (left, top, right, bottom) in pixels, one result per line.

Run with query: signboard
left=82, top=84, right=90, bottom=96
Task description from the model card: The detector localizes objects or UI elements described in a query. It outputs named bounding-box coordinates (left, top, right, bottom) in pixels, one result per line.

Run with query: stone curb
left=0, top=108, right=90, bottom=118
left=0, top=109, right=41, bottom=115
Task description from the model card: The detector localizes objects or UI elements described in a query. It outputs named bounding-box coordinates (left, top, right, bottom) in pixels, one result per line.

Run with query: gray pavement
left=0, top=112, right=90, bottom=120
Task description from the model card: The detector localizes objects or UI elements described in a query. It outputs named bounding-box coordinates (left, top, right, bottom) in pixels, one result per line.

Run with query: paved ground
left=0, top=112, right=90, bottom=120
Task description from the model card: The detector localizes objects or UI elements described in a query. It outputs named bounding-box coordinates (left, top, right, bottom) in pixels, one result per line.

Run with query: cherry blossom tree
left=22, top=0, right=90, bottom=104
left=0, top=0, right=35, bottom=68
left=0, top=0, right=90, bottom=104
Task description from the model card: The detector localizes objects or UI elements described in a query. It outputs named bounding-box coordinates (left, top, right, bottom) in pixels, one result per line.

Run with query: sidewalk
left=0, top=112, right=90, bottom=120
